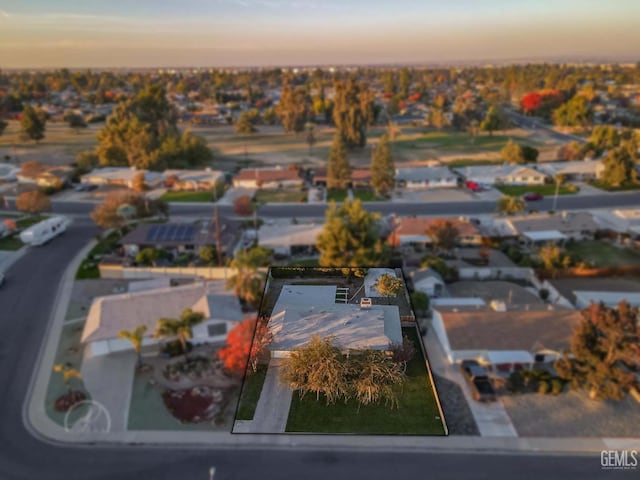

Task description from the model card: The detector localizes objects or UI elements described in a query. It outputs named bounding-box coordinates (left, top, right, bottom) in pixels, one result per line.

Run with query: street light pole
left=552, top=176, right=560, bottom=212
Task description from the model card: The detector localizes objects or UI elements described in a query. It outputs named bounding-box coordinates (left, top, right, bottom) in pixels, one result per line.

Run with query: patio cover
left=485, top=350, right=534, bottom=365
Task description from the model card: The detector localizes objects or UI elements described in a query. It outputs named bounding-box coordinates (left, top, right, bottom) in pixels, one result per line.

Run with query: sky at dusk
left=0, top=0, right=639, bottom=68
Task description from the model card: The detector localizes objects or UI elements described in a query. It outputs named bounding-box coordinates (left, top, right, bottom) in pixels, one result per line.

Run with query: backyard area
left=566, top=240, right=640, bottom=267
left=285, top=328, right=446, bottom=435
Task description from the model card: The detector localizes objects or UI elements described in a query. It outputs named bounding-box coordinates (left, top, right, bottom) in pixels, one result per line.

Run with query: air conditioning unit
left=360, top=298, right=372, bottom=309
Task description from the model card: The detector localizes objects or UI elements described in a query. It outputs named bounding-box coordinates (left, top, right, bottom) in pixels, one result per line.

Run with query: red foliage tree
left=218, top=318, right=271, bottom=375
left=520, top=92, right=542, bottom=114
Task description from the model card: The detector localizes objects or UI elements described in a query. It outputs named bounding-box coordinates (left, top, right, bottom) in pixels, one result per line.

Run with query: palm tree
left=118, top=325, right=148, bottom=368
left=153, top=308, right=205, bottom=356
left=226, top=247, right=269, bottom=309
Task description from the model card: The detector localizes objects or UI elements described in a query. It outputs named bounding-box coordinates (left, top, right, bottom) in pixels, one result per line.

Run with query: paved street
left=0, top=215, right=637, bottom=479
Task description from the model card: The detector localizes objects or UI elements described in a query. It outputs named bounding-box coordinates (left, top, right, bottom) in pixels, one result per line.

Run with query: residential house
left=411, top=268, right=445, bottom=297
left=388, top=216, right=483, bottom=248
left=232, top=167, right=303, bottom=189
left=268, top=284, right=403, bottom=358
left=592, top=209, right=640, bottom=238
left=81, top=167, right=164, bottom=189
left=573, top=291, right=640, bottom=309
left=119, top=220, right=241, bottom=259
left=506, top=211, right=601, bottom=246
left=17, top=166, right=73, bottom=188
left=538, top=160, right=604, bottom=181
left=163, top=168, right=225, bottom=191
left=454, top=164, right=548, bottom=186
left=258, top=222, right=323, bottom=257
left=431, top=304, right=582, bottom=371
left=395, top=166, right=458, bottom=189
left=81, top=281, right=244, bottom=356
left=312, top=168, right=371, bottom=188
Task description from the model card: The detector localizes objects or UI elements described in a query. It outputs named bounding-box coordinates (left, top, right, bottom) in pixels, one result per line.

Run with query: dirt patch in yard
left=501, top=390, right=640, bottom=437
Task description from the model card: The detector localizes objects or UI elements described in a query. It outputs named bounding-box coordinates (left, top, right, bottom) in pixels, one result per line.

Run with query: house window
left=207, top=323, right=227, bottom=337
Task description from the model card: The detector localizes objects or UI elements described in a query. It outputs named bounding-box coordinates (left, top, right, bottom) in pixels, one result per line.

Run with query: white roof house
left=81, top=167, right=164, bottom=188
left=268, top=285, right=403, bottom=357
left=592, top=209, right=640, bottom=234
left=258, top=223, right=324, bottom=256
left=538, top=160, right=605, bottom=180
left=395, top=166, right=458, bottom=189
left=81, top=281, right=243, bottom=356
left=163, top=168, right=225, bottom=190
left=573, top=291, right=640, bottom=309
left=454, top=164, right=548, bottom=186
left=364, top=268, right=399, bottom=297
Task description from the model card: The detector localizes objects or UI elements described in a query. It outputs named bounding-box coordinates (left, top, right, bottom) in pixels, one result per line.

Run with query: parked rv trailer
left=19, top=216, right=70, bottom=246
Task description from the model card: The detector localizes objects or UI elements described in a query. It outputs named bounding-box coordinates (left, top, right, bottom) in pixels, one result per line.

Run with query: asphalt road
left=39, top=191, right=640, bottom=220
left=0, top=219, right=637, bottom=479
left=502, top=109, right=587, bottom=144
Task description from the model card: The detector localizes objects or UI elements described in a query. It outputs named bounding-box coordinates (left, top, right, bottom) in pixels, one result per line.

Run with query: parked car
left=522, top=192, right=544, bottom=201
left=460, top=360, right=497, bottom=402
left=74, top=183, right=98, bottom=192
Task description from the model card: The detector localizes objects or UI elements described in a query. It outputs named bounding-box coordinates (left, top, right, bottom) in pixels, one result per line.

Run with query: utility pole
left=212, top=181, right=222, bottom=267
left=552, top=175, right=561, bottom=212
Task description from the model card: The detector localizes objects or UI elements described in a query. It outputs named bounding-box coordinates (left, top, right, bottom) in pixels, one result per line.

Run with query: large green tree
left=332, top=77, right=370, bottom=148
left=552, top=95, right=593, bottom=128
left=276, top=77, right=311, bottom=134
left=326, top=133, right=351, bottom=189
left=556, top=301, right=640, bottom=401
left=600, top=140, right=638, bottom=187
left=496, top=195, right=525, bottom=215
left=370, top=133, right=395, bottom=197
left=317, top=199, right=389, bottom=271
left=20, top=105, right=47, bottom=143
left=480, top=105, right=503, bottom=136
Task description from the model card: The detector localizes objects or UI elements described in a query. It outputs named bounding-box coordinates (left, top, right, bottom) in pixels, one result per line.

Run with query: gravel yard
left=501, top=390, right=640, bottom=437
left=432, top=374, right=480, bottom=436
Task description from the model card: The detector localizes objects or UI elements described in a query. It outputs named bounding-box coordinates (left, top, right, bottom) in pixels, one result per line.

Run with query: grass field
left=253, top=189, right=307, bottom=203
left=285, top=328, right=446, bottom=435
left=446, top=158, right=504, bottom=167
left=235, top=363, right=269, bottom=421
left=0, top=234, right=23, bottom=251
left=326, top=188, right=384, bottom=202
left=566, top=240, right=640, bottom=267
left=160, top=190, right=216, bottom=202
left=496, top=184, right=579, bottom=196
left=589, top=180, right=640, bottom=192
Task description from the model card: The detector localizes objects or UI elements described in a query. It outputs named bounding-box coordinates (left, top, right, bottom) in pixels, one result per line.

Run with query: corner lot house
left=81, top=281, right=243, bottom=356
left=395, top=166, right=458, bottom=189
left=268, top=285, right=403, bottom=358
left=431, top=305, right=582, bottom=371
left=119, top=220, right=241, bottom=258
left=233, top=167, right=303, bottom=189
left=454, top=164, right=548, bottom=186
left=389, top=216, right=483, bottom=247
left=81, top=167, right=164, bottom=189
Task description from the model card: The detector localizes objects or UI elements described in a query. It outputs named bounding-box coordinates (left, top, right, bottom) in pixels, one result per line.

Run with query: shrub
left=507, top=371, right=526, bottom=393
left=539, top=288, right=550, bottom=301
left=161, top=340, right=193, bottom=357
left=537, top=380, right=550, bottom=394
left=551, top=378, right=564, bottom=395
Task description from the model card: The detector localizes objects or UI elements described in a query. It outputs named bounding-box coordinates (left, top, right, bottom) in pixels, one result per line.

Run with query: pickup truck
left=460, top=360, right=497, bottom=402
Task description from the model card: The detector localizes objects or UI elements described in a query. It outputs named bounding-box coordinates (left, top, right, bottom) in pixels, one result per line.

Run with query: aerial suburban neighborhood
left=1, top=1, right=640, bottom=479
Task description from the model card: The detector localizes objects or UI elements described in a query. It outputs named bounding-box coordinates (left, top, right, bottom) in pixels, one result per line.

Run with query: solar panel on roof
left=175, top=225, right=187, bottom=241
left=146, top=225, right=160, bottom=242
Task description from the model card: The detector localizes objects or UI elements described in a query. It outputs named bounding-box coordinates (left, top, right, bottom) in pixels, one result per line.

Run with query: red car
left=522, top=192, right=544, bottom=201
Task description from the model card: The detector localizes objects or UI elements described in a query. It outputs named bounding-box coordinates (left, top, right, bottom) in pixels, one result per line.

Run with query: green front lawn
left=566, top=240, right=640, bottom=267
left=160, top=190, right=217, bottom=202
left=326, top=188, right=385, bottom=202
left=0, top=234, right=24, bottom=251
left=588, top=180, right=640, bottom=192
left=75, top=229, right=124, bottom=279
left=17, top=214, right=48, bottom=229
left=253, top=189, right=307, bottom=203
left=496, top=184, right=579, bottom=196
left=446, top=158, right=504, bottom=167
left=285, top=328, right=446, bottom=435
left=235, top=363, right=269, bottom=421
left=286, top=258, right=320, bottom=267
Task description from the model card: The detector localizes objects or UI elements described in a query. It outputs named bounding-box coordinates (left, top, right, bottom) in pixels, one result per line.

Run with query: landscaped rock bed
left=162, top=386, right=226, bottom=424
left=54, top=391, right=87, bottom=412
left=432, top=374, right=480, bottom=436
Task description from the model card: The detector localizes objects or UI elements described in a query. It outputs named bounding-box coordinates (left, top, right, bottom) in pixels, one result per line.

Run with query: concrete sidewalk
left=235, top=360, right=293, bottom=434
left=423, top=326, right=517, bottom=437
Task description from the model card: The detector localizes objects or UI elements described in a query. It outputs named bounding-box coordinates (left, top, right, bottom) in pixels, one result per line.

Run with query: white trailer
left=19, top=216, right=70, bottom=246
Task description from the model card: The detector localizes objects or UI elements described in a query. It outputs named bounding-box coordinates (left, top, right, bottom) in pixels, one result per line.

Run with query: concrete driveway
left=423, top=325, right=517, bottom=437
